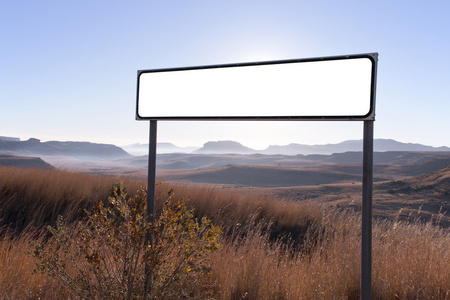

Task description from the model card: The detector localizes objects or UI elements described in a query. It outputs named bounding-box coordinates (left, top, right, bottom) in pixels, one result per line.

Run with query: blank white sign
left=137, top=54, right=377, bottom=120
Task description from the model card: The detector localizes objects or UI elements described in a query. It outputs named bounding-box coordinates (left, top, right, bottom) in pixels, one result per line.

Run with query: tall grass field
left=0, top=166, right=449, bottom=299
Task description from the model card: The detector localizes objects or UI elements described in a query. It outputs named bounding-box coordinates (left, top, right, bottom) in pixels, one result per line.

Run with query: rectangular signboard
left=136, top=53, right=377, bottom=121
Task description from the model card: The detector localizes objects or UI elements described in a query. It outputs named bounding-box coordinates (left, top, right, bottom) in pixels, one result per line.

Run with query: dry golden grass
left=0, top=166, right=449, bottom=299
left=0, top=230, right=71, bottom=299
left=167, top=184, right=326, bottom=241
left=0, top=166, right=144, bottom=232
left=372, top=218, right=450, bottom=299
left=210, top=211, right=450, bottom=299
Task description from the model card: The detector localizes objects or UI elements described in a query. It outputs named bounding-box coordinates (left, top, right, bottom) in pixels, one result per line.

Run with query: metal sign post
left=147, top=119, right=157, bottom=222
left=144, top=120, right=157, bottom=298
left=136, top=53, right=378, bottom=299
left=362, top=120, right=374, bottom=299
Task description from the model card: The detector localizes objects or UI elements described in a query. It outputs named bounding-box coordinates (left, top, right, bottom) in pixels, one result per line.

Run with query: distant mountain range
left=1, top=136, right=449, bottom=160
left=123, top=139, right=450, bottom=156
left=0, top=137, right=130, bottom=159
left=2, top=137, right=450, bottom=188
left=193, top=139, right=450, bottom=155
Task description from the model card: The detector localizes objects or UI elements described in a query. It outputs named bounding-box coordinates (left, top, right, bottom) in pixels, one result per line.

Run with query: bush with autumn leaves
left=31, top=182, right=222, bottom=299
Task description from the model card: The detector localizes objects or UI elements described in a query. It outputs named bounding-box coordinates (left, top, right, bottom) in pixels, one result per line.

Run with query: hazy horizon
left=3, top=134, right=450, bottom=151
left=2, top=1, right=449, bottom=149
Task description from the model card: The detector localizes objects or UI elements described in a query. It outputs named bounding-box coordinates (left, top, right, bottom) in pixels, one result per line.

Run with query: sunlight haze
left=1, top=1, right=449, bottom=149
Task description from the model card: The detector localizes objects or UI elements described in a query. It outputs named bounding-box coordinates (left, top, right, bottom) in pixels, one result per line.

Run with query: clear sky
left=1, top=1, right=449, bottom=149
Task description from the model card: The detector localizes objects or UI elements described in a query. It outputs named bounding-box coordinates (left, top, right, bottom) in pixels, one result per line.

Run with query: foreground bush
left=30, top=183, right=221, bottom=299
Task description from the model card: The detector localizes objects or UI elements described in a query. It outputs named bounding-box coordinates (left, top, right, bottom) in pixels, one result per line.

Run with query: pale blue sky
left=1, top=1, right=449, bottom=149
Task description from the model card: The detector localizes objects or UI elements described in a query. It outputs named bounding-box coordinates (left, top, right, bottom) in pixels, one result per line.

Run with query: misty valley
left=1, top=136, right=449, bottom=226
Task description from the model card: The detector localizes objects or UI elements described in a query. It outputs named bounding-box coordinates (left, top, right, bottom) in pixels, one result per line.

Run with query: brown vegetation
left=0, top=166, right=449, bottom=299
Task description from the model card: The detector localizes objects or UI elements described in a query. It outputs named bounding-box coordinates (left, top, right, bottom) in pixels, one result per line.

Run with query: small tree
left=31, top=183, right=221, bottom=299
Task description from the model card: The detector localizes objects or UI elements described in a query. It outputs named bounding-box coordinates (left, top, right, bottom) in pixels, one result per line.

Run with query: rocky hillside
left=0, top=154, right=54, bottom=170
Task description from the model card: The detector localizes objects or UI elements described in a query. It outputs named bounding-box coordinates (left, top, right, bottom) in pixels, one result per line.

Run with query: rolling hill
left=148, top=151, right=450, bottom=170
left=0, top=154, right=54, bottom=170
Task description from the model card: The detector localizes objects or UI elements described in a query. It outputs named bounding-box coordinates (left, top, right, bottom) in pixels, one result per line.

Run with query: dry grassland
left=0, top=166, right=449, bottom=299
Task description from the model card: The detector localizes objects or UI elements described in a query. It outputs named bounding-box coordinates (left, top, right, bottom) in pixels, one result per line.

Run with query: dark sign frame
left=136, top=53, right=377, bottom=121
